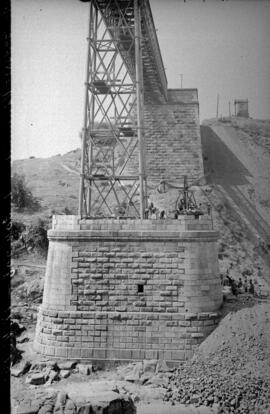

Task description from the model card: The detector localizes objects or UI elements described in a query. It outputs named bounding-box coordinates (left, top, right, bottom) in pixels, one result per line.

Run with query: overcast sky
left=11, top=0, right=270, bottom=160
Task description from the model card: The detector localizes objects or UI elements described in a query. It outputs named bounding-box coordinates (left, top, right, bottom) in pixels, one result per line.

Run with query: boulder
left=26, top=279, right=44, bottom=301
left=124, top=362, right=143, bottom=382
left=76, top=392, right=136, bottom=414
left=15, top=402, right=40, bottom=414
left=11, top=333, right=23, bottom=365
left=11, top=321, right=26, bottom=336
left=11, top=360, right=31, bottom=377
left=26, top=373, right=46, bottom=385
left=137, top=373, right=153, bottom=385
left=60, top=370, right=70, bottom=379
left=53, top=392, right=67, bottom=413
left=38, top=404, right=54, bottom=414
left=37, top=392, right=58, bottom=414
left=146, top=373, right=169, bottom=387
left=64, top=399, right=76, bottom=414
left=57, top=361, right=77, bottom=371
left=45, top=370, right=59, bottom=384
left=143, top=359, right=157, bottom=375
left=29, top=362, right=48, bottom=373
left=17, top=336, right=30, bottom=344
left=11, top=311, right=22, bottom=320
left=155, top=359, right=170, bottom=373
left=45, top=361, right=59, bottom=371
left=77, top=364, right=93, bottom=376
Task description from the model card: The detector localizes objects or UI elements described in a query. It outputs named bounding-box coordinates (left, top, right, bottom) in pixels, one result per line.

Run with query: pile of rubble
left=164, top=303, right=270, bottom=413
left=11, top=358, right=95, bottom=384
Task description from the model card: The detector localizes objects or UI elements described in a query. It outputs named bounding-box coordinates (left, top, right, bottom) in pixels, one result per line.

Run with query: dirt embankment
left=200, top=118, right=270, bottom=288
left=201, top=118, right=270, bottom=242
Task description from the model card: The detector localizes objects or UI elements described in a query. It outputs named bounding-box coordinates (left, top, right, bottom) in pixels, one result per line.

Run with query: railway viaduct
left=34, top=0, right=222, bottom=364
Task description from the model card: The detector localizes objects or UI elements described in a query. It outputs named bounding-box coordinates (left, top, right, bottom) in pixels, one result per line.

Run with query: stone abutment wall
left=127, top=89, right=204, bottom=184
left=34, top=216, right=222, bottom=363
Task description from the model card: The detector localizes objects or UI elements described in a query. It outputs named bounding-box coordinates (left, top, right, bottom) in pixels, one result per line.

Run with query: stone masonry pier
left=128, top=89, right=204, bottom=184
left=34, top=215, right=222, bottom=364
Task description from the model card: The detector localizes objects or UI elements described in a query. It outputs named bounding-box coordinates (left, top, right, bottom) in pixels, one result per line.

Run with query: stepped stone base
left=34, top=215, right=222, bottom=363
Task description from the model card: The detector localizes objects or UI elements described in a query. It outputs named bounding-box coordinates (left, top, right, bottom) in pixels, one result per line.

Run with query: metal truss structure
left=79, top=0, right=148, bottom=218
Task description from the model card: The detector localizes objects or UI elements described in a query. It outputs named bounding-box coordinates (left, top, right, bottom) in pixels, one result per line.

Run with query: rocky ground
left=11, top=321, right=219, bottom=414
left=10, top=118, right=270, bottom=413
left=10, top=265, right=270, bottom=414
left=10, top=301, right=270, bottom=413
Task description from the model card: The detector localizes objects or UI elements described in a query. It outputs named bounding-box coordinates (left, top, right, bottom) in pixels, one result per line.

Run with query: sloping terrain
left=10, top=117, right=270, bottom=414
left=12, top=149, right=81, bottom=221
left=200, top=117, right=270, bottom=286
left=12, top=117, right=270, bottom=233
left=201, top=118, right=270, bottom=242
left=11, top=117, right=270, bottom=289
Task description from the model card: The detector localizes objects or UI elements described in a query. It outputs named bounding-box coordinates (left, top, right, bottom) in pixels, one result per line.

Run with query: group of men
left=145, top=202, right=165, bottom=219
left=145, top=200, right=209, bottom=220
left=221, top=272, right=255, bottom=296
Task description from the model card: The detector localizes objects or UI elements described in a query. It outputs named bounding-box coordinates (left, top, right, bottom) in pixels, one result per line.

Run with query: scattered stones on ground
left=11, top=320, right=26, bottom=336
left=45, top=370, right=59, bottom=385
left=26, top=373, right=47, bottom=386
left=75, top=391, right=136, bottom=414
left=14, top=401, right=41, bottom=414
left=13, top=390, right=136, bottom=414
left=57, top=361, right=78, bottom=371
left=17, top=336, right=30, bottom=344
left=11, top=333, right=23, bottom=366
left=11, top=360, right=31, bottom=377
left=30, top=362, right=49, bottom=373
left=60, top=370, right=70, bottom=379
left=11, top=311, right=22, bottom=320
left=76, top=364, right=93, bottom=376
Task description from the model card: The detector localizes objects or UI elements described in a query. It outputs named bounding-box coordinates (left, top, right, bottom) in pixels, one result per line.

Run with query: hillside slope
left=201, top=118, right=270, bottom=242
left=12, top=149, right=81, bottom=222
left=200, top=117, right=270, bottom=286
left=11, top=118, right=270, bottom=285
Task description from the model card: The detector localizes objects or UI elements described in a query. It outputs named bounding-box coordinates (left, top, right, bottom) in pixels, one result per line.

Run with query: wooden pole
left=229, top=101, right=231, bottom=117
left=216, top=93, right=219, bottom=119
left=134, top=0, right=145, bottom=219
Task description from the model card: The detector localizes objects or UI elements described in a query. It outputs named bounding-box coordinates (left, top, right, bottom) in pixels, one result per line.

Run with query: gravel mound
left=164, top=303, right=270, bottom=413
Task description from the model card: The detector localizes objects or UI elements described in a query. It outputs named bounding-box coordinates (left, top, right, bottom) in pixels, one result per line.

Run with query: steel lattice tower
left=79, top=0, right=147, bottom=219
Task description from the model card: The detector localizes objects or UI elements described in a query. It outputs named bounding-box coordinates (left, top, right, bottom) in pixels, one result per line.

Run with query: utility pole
left=180, top=74, right=183, bottom=89
left=229, top=101, right=231, bottom=117
left=216, top=94, right=219, bottom=119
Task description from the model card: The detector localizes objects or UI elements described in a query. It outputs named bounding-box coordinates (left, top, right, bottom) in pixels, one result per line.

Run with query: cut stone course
left=34, top=216, right=222, bottom=363
left=127, top=89, right=204, bottom=184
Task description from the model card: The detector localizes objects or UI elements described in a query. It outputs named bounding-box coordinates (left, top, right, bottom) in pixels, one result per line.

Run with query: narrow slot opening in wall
left=137, top=284, right=144, bottom=293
